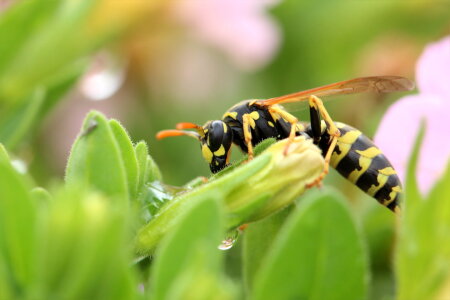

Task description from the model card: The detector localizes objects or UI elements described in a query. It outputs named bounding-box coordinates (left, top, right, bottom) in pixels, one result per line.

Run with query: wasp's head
left=156, top=120, right=233, bottom=173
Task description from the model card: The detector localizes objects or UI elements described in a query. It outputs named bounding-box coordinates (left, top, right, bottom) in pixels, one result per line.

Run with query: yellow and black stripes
left=317, top=122, right=401, bottom=212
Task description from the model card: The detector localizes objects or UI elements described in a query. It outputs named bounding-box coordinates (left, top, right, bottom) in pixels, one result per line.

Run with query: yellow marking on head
left=222, top=111, right=238, bottom=120
left=356, top=147, right=381, bottom=158
left=250, top=111, right=260, bottom=120
left=347, top=156, right=372, bottom=183
left=379, top=167, right=396, bottom=176
left=249, top=100, right=258, bottom=105
left=367, top=173, right=389, bottom=196
left=268, top=121, right=275, bottom=127
left=222, top=122, right=228, bottom=133
left=201, top=144, right=213, bottom=163
left=214, top=145, right=226, bottom=156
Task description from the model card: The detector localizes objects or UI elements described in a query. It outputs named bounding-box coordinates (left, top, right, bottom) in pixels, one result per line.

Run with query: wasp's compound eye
left=200, top=120, right=233, bottom=173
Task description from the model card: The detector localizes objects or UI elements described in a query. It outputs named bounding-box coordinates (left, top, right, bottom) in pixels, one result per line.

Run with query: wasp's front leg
left=306, top=95, right=341, bottom=188
left=267, top=106, right=300, bottom=155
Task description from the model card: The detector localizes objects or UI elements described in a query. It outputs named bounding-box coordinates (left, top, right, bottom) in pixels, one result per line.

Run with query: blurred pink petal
left=374, top=35, right=450, bottom=195
left=173, top=0, right=281, bottom=71
left=374, top=95, right=448, bottom=194
left=416, top=36, right=450, bottom=98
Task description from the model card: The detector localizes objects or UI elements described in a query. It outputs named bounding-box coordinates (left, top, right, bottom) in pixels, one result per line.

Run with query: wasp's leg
left=306, top=95, right=341, bottom=188
left=242, top=113, right=255, bottom=160
left=267, top=106, right=300, bottom=155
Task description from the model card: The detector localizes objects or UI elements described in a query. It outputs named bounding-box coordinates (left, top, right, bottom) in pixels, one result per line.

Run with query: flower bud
left=135, top=136, right=324, bottom=254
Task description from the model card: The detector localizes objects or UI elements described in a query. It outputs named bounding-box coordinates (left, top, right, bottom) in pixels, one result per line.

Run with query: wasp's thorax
left=200, top=120, right=233, bottom=173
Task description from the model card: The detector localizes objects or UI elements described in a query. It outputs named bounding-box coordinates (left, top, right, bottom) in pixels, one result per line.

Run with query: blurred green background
left=1, top=1, right=450, bottom=299
left=10, top=1, right=447, bottom=186
left=1, top=0, right=448, bottom=186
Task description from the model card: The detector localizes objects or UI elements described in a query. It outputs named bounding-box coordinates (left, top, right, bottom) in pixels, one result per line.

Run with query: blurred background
left=1, top=0, right=448, bottom=187
left=1, top=1, right=449, bottom=299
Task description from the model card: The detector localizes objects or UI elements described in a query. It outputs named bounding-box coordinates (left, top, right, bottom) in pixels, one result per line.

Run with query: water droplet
left=218, top=237, right=236, bottom=251
left=79, top=52, right=126, bottom=101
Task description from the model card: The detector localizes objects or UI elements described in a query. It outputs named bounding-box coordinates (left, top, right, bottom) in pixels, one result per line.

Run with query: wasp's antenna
left=156, top=129, right=200, bottom=140
left=176, top=122, right=205, bottom=138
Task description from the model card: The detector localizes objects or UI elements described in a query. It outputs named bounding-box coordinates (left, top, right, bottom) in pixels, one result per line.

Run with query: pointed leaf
left=150, top=196, right=224, bottom=300
left=252, top=190, right=367, bottom=300
left=397, top=163, right=450, bottom=300
left=0, top=160, right=36, bottom=295
left=109, top=119, right=139, bottom=200
left=243, top=205, right=293, bottom=292
left=32, top=187, right=137, bottom=300
left=65, top=111, right=128, bottom=203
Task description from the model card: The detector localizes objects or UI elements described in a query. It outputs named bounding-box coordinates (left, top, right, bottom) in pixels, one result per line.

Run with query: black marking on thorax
left=222, top=101, right=293, bottom=152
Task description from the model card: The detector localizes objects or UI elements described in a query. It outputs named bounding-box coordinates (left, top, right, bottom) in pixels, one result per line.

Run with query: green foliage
left=243, top=206, right=293, bottom=292
left=149, top=197, right=231, bottom=299
left=0, top=157, right=36, bottom=299
left=0, top=147, right=137, bottom=300
left=396, top=125, right=450, bottom=300
left=1, top=1, right=450, bottom=299
left=252, top=190, right=368, bottom=300
left=65, top=111, right=130, bottom=203
left=2, top=107, right=450, bottom=300
left=0, top=0, right=145, bottom=150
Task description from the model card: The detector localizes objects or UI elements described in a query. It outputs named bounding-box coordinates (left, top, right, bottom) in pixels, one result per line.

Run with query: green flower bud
left=225, top=136, right=324, bottom=226
left=135, top=136, right=324, bottom=255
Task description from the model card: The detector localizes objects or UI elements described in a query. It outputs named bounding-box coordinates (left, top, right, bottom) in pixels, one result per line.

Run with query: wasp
left=157, top=76, right=414, bottom=213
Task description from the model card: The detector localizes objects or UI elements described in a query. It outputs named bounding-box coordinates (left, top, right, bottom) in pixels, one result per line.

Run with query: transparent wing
left=257, top=76, right=414, bottom=106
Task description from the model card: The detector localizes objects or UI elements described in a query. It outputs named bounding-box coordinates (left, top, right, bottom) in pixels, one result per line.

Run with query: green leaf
left=0, top=0, right=96, bottom=102
left=0, top=62, right=84, bottom=150
left=0, top=144, right=10, bottom=163
left=150, top=196, right=224, bottom=300
left=30, top=187, right=52, bottom=208
left=243, top=205, right=294, bottom=293
left=31, top=187, right=137, bottom=300
left=65, top=111, right=129, bottom=203
left=396, top=123, right=450, bottom=300
left=135, top=141, right=150, bottom=195
left=163, top=247, right=237, bottom=300
left=252, top=190, right=367, bottom=300
left=135, top=141, right=162, bottom=194
left=405, top=121, right=425, bottom=208
left=0, top=0, right=60, bottom=72
left=0, top=88, right=45, bottom=149
left=396, top=163, right=450, bottom=300
left=0, top=159, right=36, bottom=297
left=109, top=120, right=139, bottom=200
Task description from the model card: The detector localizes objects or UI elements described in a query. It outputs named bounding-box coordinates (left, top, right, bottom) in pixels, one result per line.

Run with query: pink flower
left=374, top=36, right=450, bottom=195
left=172, top=0, right=281, bottom=71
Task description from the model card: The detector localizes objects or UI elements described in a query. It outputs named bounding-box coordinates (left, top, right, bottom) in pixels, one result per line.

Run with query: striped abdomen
left=312, top=122, right=402, bottom=212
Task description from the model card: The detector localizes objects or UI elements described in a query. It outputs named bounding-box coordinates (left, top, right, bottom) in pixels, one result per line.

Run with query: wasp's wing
left=257, top=76, right=414, bottom=106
